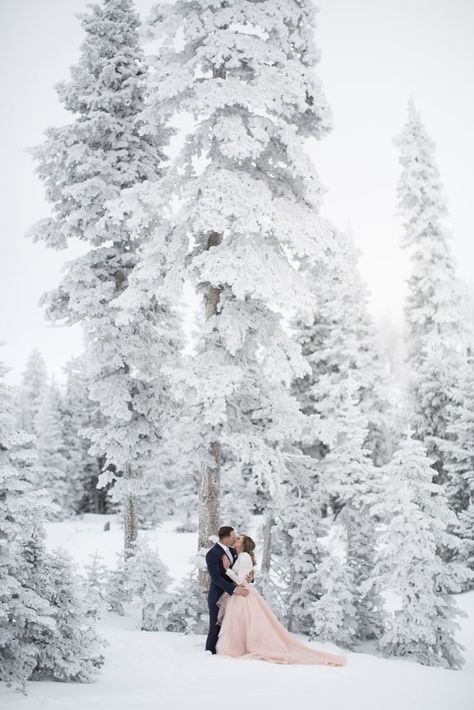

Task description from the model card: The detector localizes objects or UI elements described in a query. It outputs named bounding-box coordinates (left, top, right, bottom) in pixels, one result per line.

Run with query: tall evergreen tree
left=364, top=434, right=472, bottom=669
left=26, top=0, right=175, bottom=555
left=62, top=355, right=113, bottom=514
left=289, top=226, right=392, bottom=642
left=318, top=377, right=386, bottom=641
left=100, top=179, right=189, bottom=529
left=393, top=98, right=465, bottom=489
left=18, top=349, right=48, bottom=436
left=292, top=227, right=394, bottom=470
left=271, top=469, right=329, bottom=634
left=34, top=379, right=70, bottom=518
left=145, top=0, right=334, bottom=582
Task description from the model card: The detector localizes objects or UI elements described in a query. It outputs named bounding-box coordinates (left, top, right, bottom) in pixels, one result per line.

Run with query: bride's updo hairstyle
left=241, top=535, right=257, bottom=567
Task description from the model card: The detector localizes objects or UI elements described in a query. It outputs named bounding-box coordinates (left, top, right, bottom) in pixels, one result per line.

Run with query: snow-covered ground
left=1, top=514, right=473, bottom=710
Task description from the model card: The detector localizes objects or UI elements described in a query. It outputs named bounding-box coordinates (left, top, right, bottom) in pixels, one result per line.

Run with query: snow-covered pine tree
left=34, top=378, right=70, bottom=519
left=317, top=377, right=386, bottom=642
left=309, top=549, right=358, bottom=649
left=287, top=227, right=395, bottom=643
left=124, top=539, right=171, bottom=631
left=266, top=453, right=329, bottom=633
left=220, top=463, right=253, bottom=533
left=0, top=350, right=58, bottom=691
left=289, top=227, right=391, bottom=643
left=158, top=550, right=209, bottom=635
left=455, top=504, right=474, bottom=589
left=104, top=539, right=171, bottom=629
left=84, top=550, right=109, bottom=616
left=62, top=355, right=113, bottom=515
left=365, top=434, right=472, bottom=669
left=26, top=0, right=177, bottom=555
left=105, top=551, right=133, bottom=615
left=18, top=349, right=48, bottom=436
left=292, top=226, right=394, bottom=470
left=145, top=0, right=333, bottom=584
left=338, top=231, right=396, bottom=465
left=441, top=351, right=474, bottom=513
left=62, top=354, right=120, bottom=516
left=1, top=349, right=103, bottom=689
left=24, top=545, right=106, bottom=683
left=393, top=98, right=466, bottom=489
left=158, top=576, right=209, bottom=636
left=173, top=468, right=199, bottom=532
left=99, top=179, right=188, bottom=532
left=157, top=396, right=201, bottom=531
left=438, top=349, right=474, bottom=580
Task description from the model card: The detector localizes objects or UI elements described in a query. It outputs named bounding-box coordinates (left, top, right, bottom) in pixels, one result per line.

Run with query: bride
left=215, top=534, right=348, bottom=667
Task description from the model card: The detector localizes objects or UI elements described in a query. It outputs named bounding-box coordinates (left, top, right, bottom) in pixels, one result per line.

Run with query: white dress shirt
left=217, top=541, right=234, bottom=564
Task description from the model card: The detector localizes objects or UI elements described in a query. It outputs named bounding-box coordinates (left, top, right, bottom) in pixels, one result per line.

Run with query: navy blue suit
left=205, top=542, right=238, bottom=653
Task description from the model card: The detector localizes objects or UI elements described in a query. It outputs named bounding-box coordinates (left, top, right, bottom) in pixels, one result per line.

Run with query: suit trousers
left=205, top=593, right=221, bottom=653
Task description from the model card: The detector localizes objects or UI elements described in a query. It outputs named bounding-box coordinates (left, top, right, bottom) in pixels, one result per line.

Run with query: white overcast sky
left=1, top=0, right=473, bottom=385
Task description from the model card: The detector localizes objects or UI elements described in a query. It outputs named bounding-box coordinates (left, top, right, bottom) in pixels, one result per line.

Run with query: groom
left=205, top=525, right=249, bottom=654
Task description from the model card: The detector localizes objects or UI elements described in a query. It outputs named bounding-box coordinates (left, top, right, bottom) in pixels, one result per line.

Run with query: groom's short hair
left=218, top=526, right=234, bottom=540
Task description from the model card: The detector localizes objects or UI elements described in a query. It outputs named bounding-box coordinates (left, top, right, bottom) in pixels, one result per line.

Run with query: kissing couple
left=205, top=525, right=348, bottom=666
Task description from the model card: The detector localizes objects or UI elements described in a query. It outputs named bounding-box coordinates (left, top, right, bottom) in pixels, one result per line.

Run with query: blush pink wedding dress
left=216, top=553, right=347, bottom=667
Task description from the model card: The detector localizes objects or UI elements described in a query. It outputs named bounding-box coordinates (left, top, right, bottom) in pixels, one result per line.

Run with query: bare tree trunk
left=198, top=231, right=223, bottom=590
left=123, top=463, right=138, bottom=559
left=198, top=441, right=221, bottom=589
left=196, top=63, right=229, bottom=592
left=261, top=510, right=274, bottom=575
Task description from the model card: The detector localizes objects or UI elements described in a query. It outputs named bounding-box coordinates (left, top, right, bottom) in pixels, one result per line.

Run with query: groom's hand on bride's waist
left=234, top=586, right=249, bottom=596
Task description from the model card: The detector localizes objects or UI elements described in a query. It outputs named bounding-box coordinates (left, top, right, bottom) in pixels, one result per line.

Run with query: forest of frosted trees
left=2, top=0, right=474, bottom=692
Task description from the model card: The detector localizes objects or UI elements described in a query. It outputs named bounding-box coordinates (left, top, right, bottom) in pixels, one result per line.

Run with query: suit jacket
left=206, top=542, right=238, bottom=603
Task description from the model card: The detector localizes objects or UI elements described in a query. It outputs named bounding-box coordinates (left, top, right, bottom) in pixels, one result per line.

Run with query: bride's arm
left=226, top=553, right=253, bottom=585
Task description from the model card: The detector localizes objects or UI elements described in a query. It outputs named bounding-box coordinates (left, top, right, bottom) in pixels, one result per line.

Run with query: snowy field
left=1, top=513, right=473, bottom=710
